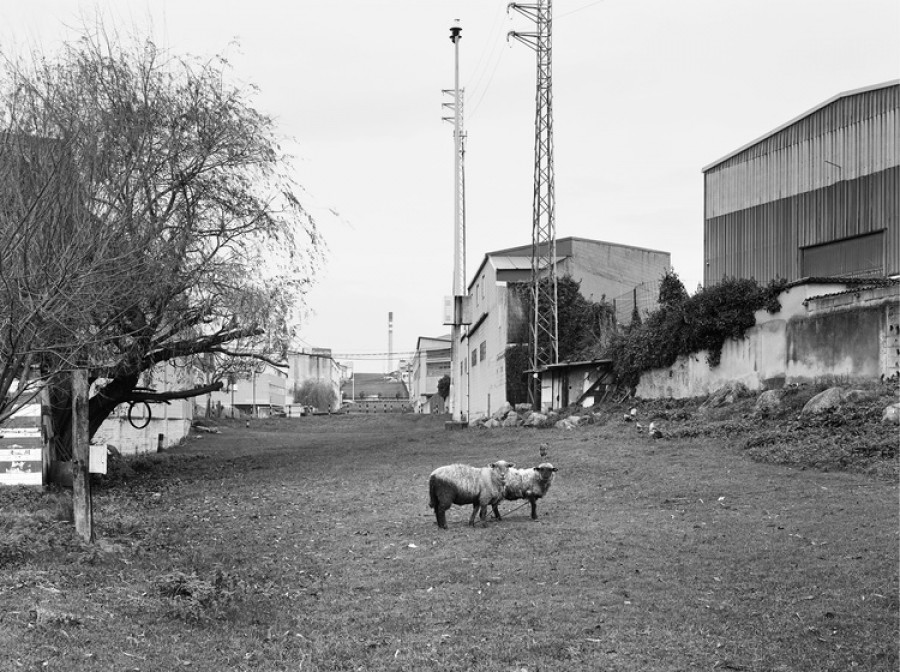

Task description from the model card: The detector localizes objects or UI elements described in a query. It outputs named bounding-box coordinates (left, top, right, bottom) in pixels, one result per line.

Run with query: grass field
left=1, top=406, right=897, bottom=671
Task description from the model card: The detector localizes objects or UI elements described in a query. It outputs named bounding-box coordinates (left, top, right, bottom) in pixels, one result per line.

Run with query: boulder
left=484, top=418, right=502, bottom=429
left=842, top=389, right=874, bottom=404
left=755, top=390, right=784, bottom=414
left=554, top=415, right=584, bottom=430
left=801, top=387, right=845, bottom=416
left=492, top=404, right=512, bottom=421
left=699, top=382, right=750, bottom=414
left=514, top=403, right=533, bottom=413
left=502, top=412, right=522, bottom=427
left=525, top=412, right=547, bottom=427
left=882, top=403, right=900, bottom=425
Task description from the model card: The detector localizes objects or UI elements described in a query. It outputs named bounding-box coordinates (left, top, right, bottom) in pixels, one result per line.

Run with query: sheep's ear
left=509, top=462, right=515, bottom=468
left=552, top=467, right=559, bottom=472
left=533, top=467, right=540, bottom=472
left=489, top=462, right=496, bottom=468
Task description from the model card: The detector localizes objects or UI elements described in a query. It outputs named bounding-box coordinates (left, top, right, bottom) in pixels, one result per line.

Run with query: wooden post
left=39, top=386, right=53, bottom=487
left=71, top=369, right=93, bottom=542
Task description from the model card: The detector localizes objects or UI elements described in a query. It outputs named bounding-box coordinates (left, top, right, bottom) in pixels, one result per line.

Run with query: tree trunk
left=50, top=372, right=140, bottom=459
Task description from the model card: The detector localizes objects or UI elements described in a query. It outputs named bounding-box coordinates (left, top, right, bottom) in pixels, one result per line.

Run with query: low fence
left=612, top=280, right=661, bottom=325
left=347, top=399, right=412, bottom=414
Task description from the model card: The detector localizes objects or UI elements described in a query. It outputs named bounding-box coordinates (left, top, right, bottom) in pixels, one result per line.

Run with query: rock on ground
left=755, top=389, right=784, bottom=414
left=801, top=387, right=872, bottom=416
left=699, top=382, right=751, bottom=415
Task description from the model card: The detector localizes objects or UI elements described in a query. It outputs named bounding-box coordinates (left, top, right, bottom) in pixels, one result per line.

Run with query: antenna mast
left=509, top=0, right=558, bottom=410
left=445, top=21, right=467, bottom=422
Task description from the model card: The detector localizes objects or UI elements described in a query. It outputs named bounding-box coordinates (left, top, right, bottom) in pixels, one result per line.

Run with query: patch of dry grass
left=0, top=410, right=897, bottom=671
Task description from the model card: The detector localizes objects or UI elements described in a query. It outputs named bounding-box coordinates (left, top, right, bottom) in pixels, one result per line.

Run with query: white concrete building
left=410, top=335, right=451, bottom=413
left=458, top=237, right=670, bottom=418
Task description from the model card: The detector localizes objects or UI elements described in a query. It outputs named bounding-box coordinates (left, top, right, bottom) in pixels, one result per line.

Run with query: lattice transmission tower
left=509, top=0, right=558, bottom=408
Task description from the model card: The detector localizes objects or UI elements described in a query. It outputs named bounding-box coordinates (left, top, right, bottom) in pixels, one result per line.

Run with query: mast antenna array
left=445, top=21, right=468, bottom=422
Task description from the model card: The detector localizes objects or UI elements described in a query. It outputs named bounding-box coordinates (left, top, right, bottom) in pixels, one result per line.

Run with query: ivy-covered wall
left=635, top=284, right=898, bottom=399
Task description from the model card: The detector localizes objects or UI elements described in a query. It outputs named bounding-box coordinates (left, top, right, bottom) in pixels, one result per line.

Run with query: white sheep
left=492, top=462, right=558, bottom=521
left=428, top=460, right=515, bottom=529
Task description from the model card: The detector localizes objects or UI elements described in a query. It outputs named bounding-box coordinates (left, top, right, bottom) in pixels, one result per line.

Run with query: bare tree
left=0, top=132, right=141, bottom=423
left=0, top=25, right=321, bottom=445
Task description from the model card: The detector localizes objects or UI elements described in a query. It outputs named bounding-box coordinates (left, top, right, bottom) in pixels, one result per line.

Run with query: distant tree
left=437, top=375, right=450, bottom=400
left=293, top=379, right=336, bottom=411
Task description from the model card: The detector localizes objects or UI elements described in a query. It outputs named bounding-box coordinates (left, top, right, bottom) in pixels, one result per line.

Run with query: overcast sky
left=3, top=1, right=898, bottom=373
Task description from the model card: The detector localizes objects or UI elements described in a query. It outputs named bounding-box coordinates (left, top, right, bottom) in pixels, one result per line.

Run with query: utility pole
left=509, top=0, right=558, bottom=410
left=445, top=21, right=468, bottom=424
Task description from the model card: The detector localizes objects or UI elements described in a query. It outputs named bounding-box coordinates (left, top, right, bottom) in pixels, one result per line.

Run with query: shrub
left=607, top=272, right=787, bottom=387
left=437, top=374, right=450, bottom=401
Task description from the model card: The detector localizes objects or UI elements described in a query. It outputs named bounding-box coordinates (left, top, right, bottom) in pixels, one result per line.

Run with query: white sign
left=0, top=447, right=42, bottom=486
left=89, top=444, right=108, bottom=475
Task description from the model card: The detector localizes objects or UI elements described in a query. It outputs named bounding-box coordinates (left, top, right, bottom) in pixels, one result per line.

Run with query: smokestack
left=388, top=312, right=394, bottom=375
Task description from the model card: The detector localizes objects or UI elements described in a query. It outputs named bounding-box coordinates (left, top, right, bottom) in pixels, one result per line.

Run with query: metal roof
left=702, top=80, right=900, bottom=172
left=491, top=255, right=566, bottom=271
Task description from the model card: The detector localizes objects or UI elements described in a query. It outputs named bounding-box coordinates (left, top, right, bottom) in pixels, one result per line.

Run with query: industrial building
left=458, top=236, right=670, bottom=418
left=409, top=335, right=451, bottom=413
left=703, top=80, right=899, bottom=285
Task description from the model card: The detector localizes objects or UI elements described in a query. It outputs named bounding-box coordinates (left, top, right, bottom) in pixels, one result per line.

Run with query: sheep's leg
left=491, top=503, right=502, bottom=521
left=435, top=505, right=449, bottom=529
left=469, top=504, right=479, bottom=527
left=478, top=504, right=490, bottom=527
left=529, top=497, right=538, bottom=520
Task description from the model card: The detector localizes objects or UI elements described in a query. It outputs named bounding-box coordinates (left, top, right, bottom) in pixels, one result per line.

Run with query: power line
left=331, top=351, right=418, bottom=359
left=556, top=0, right=607, bottom=20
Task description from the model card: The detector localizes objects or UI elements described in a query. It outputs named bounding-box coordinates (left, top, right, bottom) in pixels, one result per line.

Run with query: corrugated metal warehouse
left=702, top=80, right=899, bottom=285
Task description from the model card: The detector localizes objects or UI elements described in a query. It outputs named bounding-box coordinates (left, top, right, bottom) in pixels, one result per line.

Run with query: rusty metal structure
left=703, top=80, right=899, bottom=285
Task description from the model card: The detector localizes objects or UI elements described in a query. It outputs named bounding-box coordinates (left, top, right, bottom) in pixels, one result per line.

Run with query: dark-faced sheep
left=428, top=461, right=514, bottom=529
left=492, top=462, right=558, bottom=521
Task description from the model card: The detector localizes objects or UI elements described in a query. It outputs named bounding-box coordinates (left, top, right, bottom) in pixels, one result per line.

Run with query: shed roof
left=702, top=80, right=900, bottom=172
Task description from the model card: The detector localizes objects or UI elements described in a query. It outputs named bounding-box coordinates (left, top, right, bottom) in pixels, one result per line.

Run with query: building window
left=479, top=341, right=486, bottom=362
left=481, top=275, right=485, bottom=300
left=471, top=348, right=478, bottom=367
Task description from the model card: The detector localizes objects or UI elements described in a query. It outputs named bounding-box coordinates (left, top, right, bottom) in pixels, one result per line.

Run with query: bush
left=607, top=272, right=787, bottom=387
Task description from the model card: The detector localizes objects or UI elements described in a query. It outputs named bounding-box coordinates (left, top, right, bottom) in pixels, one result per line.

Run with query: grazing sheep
left=492, top=462, right=558, bottom=521
left=428, top=460, right=515, bottom=529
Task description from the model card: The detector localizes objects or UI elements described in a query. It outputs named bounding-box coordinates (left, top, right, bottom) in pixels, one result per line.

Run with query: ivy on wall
left=504, top=275, right=617, bottom=404
left=606, top=271, right=788, bottom=389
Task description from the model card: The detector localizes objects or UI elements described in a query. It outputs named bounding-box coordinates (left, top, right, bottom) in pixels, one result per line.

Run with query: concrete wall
left=569, top=239, right=671, bottom=304
left=91, top=361, right=196, bottom=456
left=636, top=283, right=899, bottom=399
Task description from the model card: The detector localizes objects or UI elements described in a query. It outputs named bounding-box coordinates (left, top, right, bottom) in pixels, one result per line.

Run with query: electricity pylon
left=509, top=0, right=558, bottom=409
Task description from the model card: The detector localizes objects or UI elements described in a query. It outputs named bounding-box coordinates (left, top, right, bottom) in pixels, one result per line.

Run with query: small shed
left=538, top=359, right=616, bottom=410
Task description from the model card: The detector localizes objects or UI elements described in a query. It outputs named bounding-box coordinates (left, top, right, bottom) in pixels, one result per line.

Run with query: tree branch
left=123, top=380, right=223, bottom=403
